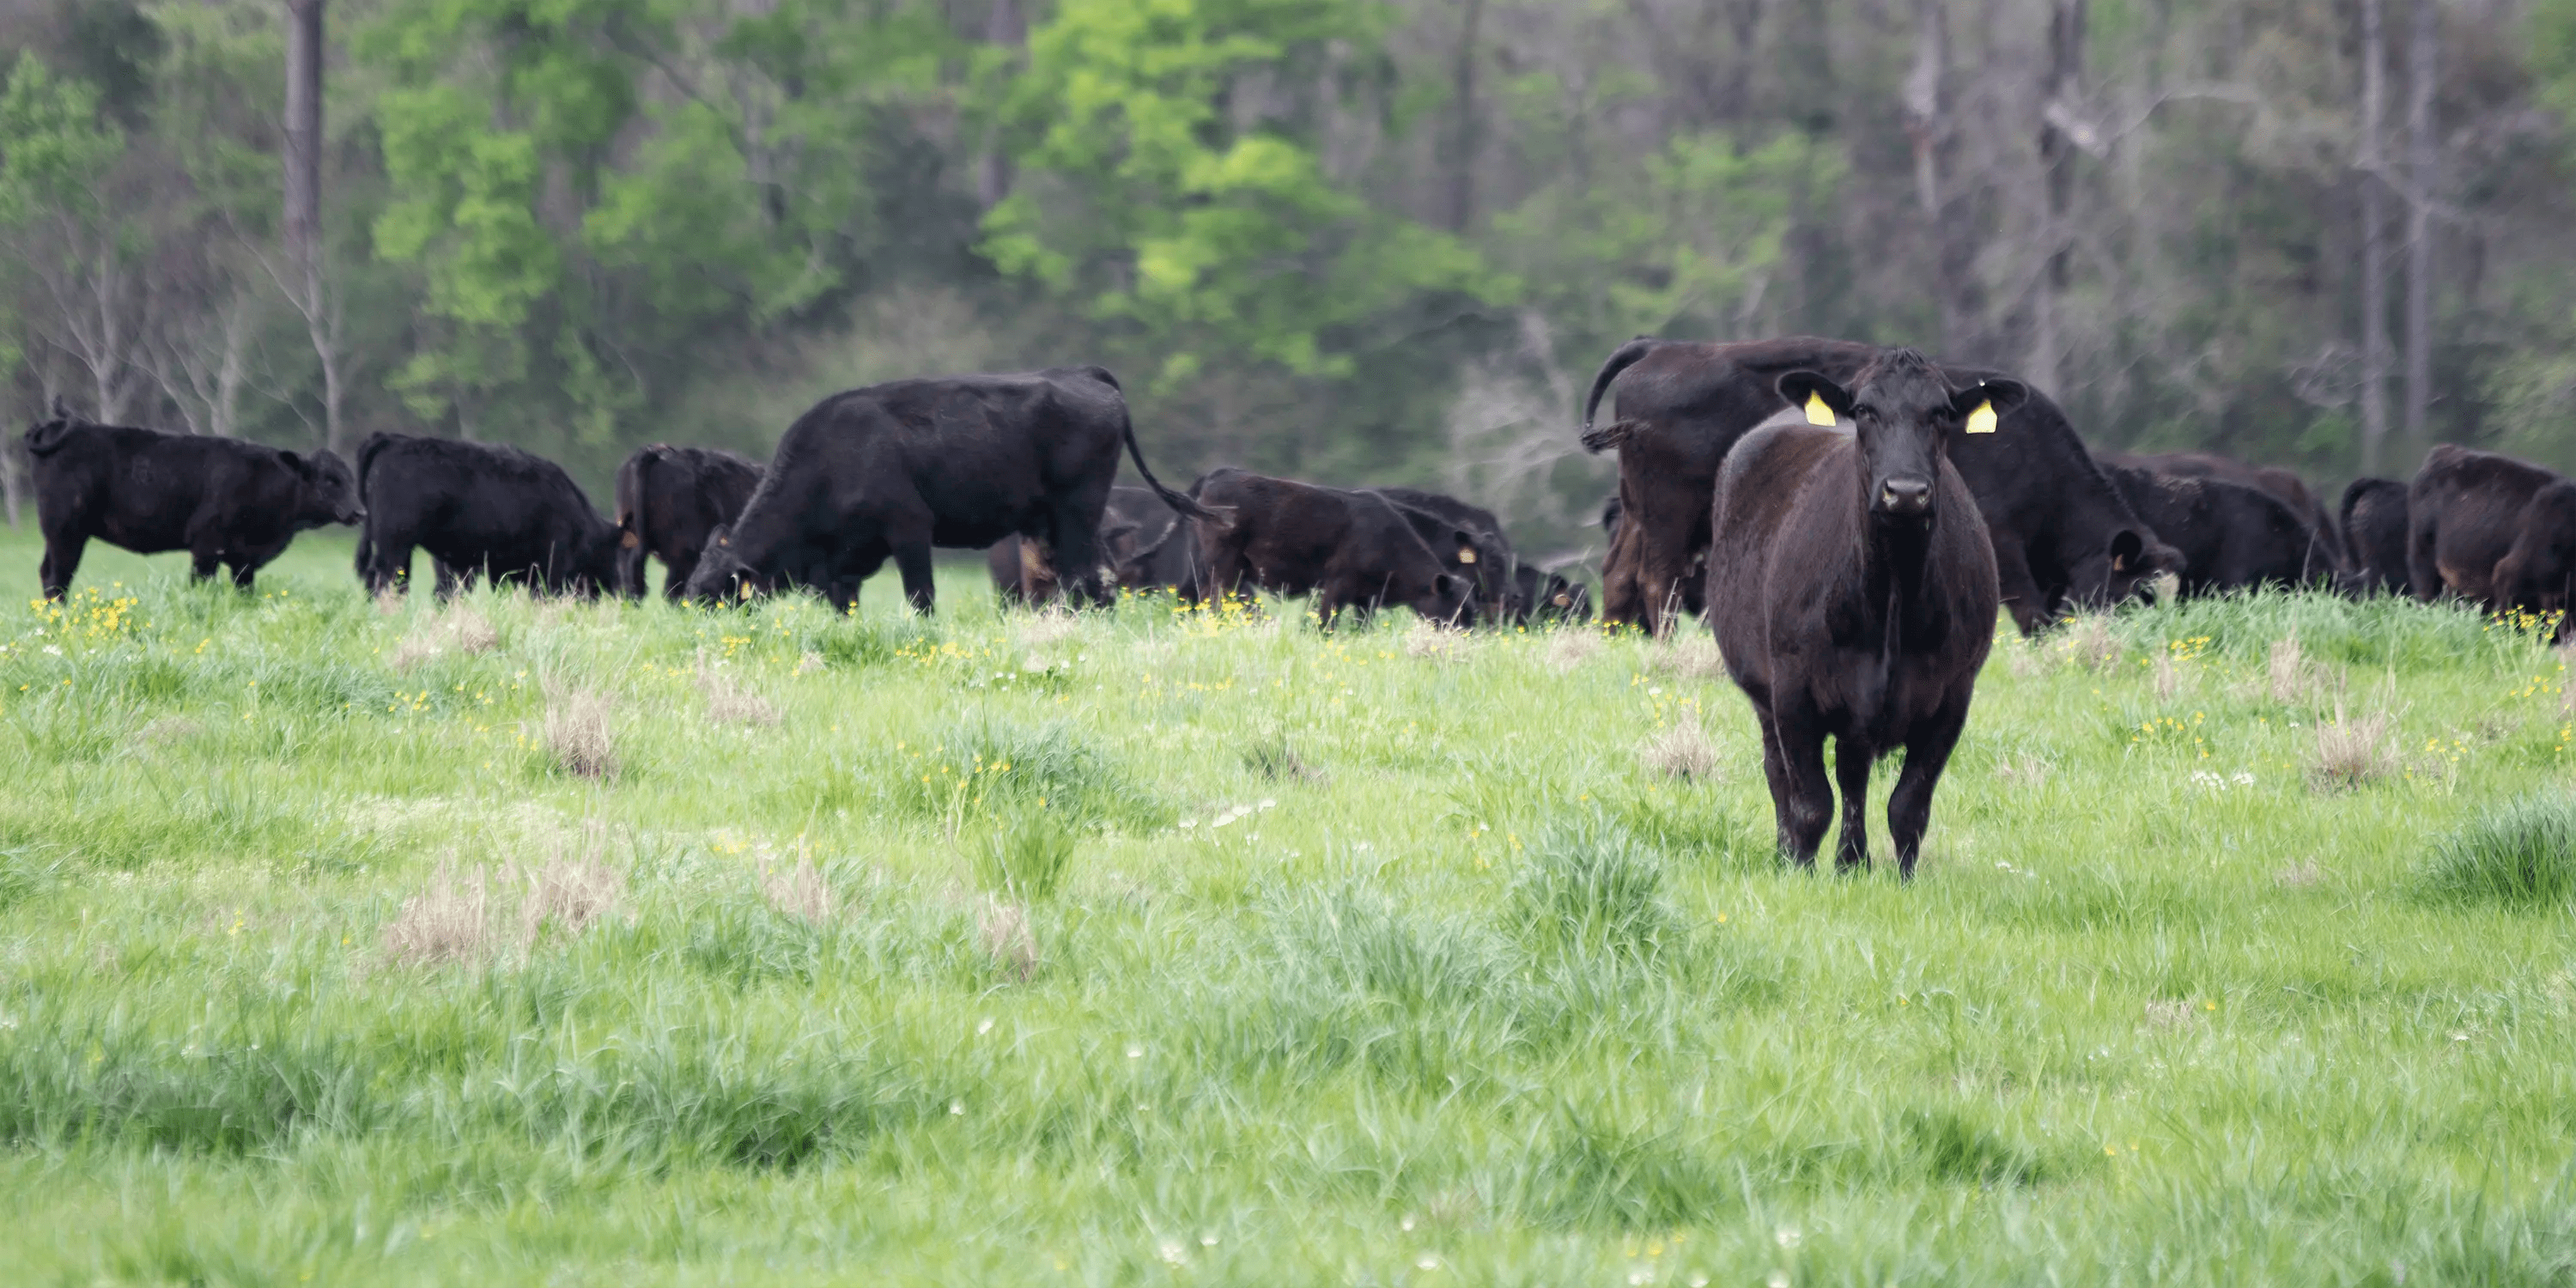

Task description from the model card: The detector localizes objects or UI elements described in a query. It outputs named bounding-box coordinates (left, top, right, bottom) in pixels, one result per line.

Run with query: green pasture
left=1, top=529, right=2573, bottom=1285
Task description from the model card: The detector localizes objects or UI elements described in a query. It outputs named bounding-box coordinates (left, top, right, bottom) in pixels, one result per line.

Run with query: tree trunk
left=977, top=0, right=1025, bottom=211
left=284, top=0, right=342, bottom=452
left=2031, top=0, right=2087, bottom=398
left=2403, top=0, right=2438, bottom=454
left=1444, top=0, right=1484, bottom=233
left=2358, top=0, right=2390, bottom=473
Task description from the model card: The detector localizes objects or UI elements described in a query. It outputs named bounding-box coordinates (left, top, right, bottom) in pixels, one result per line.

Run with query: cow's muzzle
left=1874, top=477, right=1933, bottom=517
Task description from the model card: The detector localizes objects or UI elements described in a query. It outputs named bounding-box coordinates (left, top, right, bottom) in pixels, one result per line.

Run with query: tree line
left=3, top=0, right=2573, bottom=556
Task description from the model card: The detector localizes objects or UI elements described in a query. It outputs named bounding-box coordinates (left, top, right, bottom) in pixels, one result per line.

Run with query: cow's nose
left=1878, top=477, right=1932, bottom=514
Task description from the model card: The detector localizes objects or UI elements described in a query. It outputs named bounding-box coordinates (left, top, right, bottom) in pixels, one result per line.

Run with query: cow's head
left=2497, top=481, right=2576, bottom=625
left=1411, top=570, right=1478, bottom=629
left=2070, top=527, right=2185, bottom=612
left=683, top=523, right=766, bottom=605
left=1540, top=574, right=1592, bottom=623
left=1780, top=349, right=2026, bottom=531
left=276, top=449, right=364, bottom=529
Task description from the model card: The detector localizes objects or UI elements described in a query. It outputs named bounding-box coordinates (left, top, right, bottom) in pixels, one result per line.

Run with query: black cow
left=1193, top=468, right=1475, bottom=629
left=2405, top=445, right=2576, bottom=619
left=1123, top=518, right=1210, bottom=604
left=1368, top=487, right=1516, bottom=620
left=2341, top=477, right=2412, bottom=596
left=1511, top=562, right=1592, bottom=624
left=1708, top=350, right=2016, bottom=877
left=1580, top=336, right=2179, bottom=635
left=987, top=485, right=1176, bottom=605
left=2111, top=450, right=2347, bottom=573
left=2104, top=465, right=2326, bottom=596
left=684, top=367, right=1207, bottom=613
left=354, top=433, right=622, bottom=598
left=613, top=444, right=763, bottom=601
left=22, top=400, right=362, bottom=598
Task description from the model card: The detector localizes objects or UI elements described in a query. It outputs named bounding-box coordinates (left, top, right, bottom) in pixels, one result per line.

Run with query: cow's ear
left=2109, top=528, right=2145, bottom=573
left=277, top=450, right=310, bottom=476
left=1777, top=372, right=1852, bottom=425
left=48, top=393, right=68, bottom=422
left=1951, top=379, right=2027, bottom=432
left=1453, top=531, right=1479, bottom=565
left=1435, top=572, right=1466, bottom=598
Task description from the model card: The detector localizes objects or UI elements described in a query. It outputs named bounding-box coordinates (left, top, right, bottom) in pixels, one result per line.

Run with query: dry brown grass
left=518, top=842, right=626, bottom=943
left=1016, top=608, right=1081, bottom=650
left=1542, top=629, right=1603, bottom=673
left=2311, top=703, right=2397, bottom=791
left=759, top=856, right=839, bottom=922
left=392, top=605, right=500, bottom=670
left=2274, top=860, right=2326, bottom=889
left=2142, top=999, right=2206, bottom=1030
left=794, top=650, right=826, bottom=677
left=978, top=897, right=1037, bottom=982
left=1995, top=753, right=2053, bottom=789
left=380, top=861, right=499, bottom=967
left=373, top=585, right=406, bottom=617
left=2055, top=615, right=2122, bottom=672
left=2267, top=635, right=2322, bottom=704
left=135, top=716, right=200, bottom=746
left=1402, top=622, right=1470, bottom=662
left=2152, top=649, right=2184, bottom=702
left=543, top=685, right=617, bottom=778
left=1649, top=634, right=1727, bottom=682
left=1638, top=711, right=1724, bottom=781
left=696, top=654, right=781, bottom=727
left=381, top=837, right=629, bottom=968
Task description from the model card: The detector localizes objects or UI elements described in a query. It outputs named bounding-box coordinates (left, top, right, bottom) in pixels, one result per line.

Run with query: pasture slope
left=2, top=532, right=2573, bottom=1286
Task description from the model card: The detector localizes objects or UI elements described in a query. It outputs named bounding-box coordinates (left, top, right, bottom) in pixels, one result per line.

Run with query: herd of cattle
left=21, top=337, right=2576, bottom=872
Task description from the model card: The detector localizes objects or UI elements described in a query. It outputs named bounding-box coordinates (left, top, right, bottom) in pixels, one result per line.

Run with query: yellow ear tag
left=1804, top=392, right=1835, bottom=426
left=1457, top=548, right=1477, bottom=564
left=1965, top=399, right=1998, bottom=434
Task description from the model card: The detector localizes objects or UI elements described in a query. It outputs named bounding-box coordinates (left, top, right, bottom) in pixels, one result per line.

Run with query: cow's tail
left=1578, top=336, right=1661, bottom=453
left=1117, top=403, right=1224, bottom=522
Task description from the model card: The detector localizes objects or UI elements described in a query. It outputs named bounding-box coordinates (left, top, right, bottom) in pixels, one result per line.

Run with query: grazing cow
left=21, top=401, right=363, bottom=598
left=1511, top=562, right=1592, bottom=624
left=1192, top=468, right=1475, bottom=629
left=2341, top=477, right=2413, bottom=595
left=1369, top=487, right=1516, bottom=619
left=2405, top=445, right=2576, bottom=620
left=354, top=433, right=622, bottom=598
left=2108, top=450, right=2346, bottom=574
left=1708, top=350, right=2017, bottom=877
left=2103, top=465, right=2327, bottom=596
left=987, top=485, right=1175, bottom=605
left=1581, top=336, right=2178, bottom=635
left=613, top=444, right=763, bottom=600
left=684, top=367, right=1207, bottom=613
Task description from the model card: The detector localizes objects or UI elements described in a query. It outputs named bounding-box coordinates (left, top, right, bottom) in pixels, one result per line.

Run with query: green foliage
left=986, top=0, right=1502, bottom=386
left=2421, top=792, right=2576, bottom=907
left=969, top=809, right=1078, bottom=902
left=0, top=57, right=125, bottom=228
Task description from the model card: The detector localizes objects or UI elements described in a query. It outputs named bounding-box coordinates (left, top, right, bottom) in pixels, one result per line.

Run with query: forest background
left=3, top=0, right=2575, bottom=560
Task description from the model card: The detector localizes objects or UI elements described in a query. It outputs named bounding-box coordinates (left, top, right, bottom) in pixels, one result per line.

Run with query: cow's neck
left=1863, top=515, right=1941, bottom=646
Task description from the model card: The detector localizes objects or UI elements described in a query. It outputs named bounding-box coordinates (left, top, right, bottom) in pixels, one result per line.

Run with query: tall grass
left=3, top=534, right=2576, bottom=1284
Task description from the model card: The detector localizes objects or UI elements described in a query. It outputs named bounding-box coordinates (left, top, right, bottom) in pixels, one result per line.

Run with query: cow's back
left=2411, top=445, right=2560, bottom=599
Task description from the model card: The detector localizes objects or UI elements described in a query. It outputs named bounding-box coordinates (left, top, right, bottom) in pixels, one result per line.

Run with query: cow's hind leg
left=38, top=532, right=85, bottom=600
left=1049, top=496, right=1114, bottom=609
left=1887, top=693, right=1973, bottom=880
left=893, top=543, right=936, bottom=613
left=1832, top=734, right=1874, bottom=873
